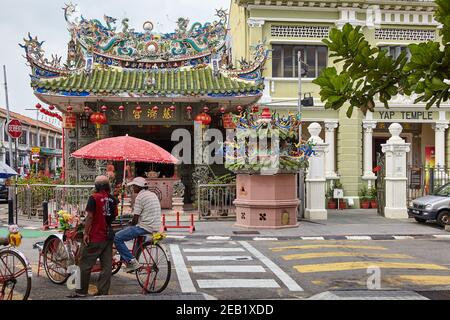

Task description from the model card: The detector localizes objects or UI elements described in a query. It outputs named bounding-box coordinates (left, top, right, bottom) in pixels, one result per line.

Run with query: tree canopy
left=312, top=0, right=450, bottom=117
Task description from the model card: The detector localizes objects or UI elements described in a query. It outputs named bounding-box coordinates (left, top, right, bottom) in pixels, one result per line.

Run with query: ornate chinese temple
left=21, top=4, right=267, bottom=204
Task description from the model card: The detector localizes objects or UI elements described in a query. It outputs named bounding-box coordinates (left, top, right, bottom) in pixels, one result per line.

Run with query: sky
left=0, top=0, right=229, bottom=125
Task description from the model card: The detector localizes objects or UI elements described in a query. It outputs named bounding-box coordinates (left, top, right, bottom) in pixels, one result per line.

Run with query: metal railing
left=197, top=184, right=236, bottom=220
left=14, top=184, right=94, bottom=219
left=407, top=165, right=450, bottom=206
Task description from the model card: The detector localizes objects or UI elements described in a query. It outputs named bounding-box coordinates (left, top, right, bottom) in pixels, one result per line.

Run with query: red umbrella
left=71, top=134, right=179, bottom=164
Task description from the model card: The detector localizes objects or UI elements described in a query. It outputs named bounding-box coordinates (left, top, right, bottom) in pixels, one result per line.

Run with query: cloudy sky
left=0, top=0, right=229, bottom=124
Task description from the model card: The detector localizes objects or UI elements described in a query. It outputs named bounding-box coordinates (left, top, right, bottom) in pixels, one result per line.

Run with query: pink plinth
left=233, top=174, right=299, bottom=229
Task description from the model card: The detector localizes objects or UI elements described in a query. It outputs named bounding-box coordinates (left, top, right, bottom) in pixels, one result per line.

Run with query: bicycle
left=41, top=223, right=171, bottom=294
left=0, top=227, right=32, bottom=300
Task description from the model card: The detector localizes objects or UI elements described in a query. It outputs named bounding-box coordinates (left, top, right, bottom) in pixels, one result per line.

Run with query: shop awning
left=40, top=147, right=62, bottom=156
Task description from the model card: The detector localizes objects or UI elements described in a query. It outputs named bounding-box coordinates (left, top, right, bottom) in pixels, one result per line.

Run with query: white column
left=433, top=120, right=449, bottom=167
left=362, top=120, right=377, bottom=185
left=382, top=123, right=411, bottom=219
left=324, top=120, right=338, bottom=179
left=305, top=123, right=328, bottom=221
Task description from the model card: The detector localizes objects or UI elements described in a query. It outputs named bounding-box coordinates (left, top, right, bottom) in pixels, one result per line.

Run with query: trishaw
left=38, top=217, right=171, bottom=294
left=0, top=225, right=32, bottom=300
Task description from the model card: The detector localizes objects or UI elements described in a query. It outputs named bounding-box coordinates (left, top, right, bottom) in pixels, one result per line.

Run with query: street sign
left=31, top=147, right=40, bottom=154
left=333, top=189, right=344, bottom=199
left=7, top=119, right=23, bottom=139
left=31, top=154, right=40, bottom=163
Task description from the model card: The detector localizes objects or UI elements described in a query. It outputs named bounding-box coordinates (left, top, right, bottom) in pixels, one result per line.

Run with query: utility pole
left=3, top=65, right=14, bottom=172
left=297, top=51, right=305, bottom=220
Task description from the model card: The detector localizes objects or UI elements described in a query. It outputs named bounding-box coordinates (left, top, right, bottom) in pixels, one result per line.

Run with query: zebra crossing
left=170, top=240, right=303, bottom=293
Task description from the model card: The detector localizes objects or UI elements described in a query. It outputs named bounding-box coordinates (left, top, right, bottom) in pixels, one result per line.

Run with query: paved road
left=5, top=233, right=450, bottom=300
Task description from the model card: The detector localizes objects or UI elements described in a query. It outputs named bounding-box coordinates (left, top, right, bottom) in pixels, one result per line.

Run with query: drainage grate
left=232, top=231, right=260, bottom=235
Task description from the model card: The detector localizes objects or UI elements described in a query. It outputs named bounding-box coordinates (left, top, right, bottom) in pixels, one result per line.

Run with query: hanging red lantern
left=169, top=105, right=176, bottom=111
left=90, top=112, right=107, bottom=138
left=84, top=106, right=91, bottom=114
left=220, top=107, right=226, bottom=114
left=236, top=105, right=243, bottom=113
left=35, top=103, right=42, bottom=109
left=67, top=105, right=73, bottom=113
left=135, top=105, right=142, bottom=112
left=152, top=105, right=159, bottom=112
left=101, top=105, right=108, bottom=112
left=203, top=106, right=209, bottom=113
left=194, top=112, right=212, bottom=129
left=49, top=105, right=55, bottom=111
left=185, top=105, right=193, bottom=120
left=252, top=105, right=259, bottom=113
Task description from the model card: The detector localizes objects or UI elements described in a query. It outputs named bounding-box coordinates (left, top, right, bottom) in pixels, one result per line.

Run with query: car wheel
left=414, top=217, right=427, bottom=223
left=437, top=211, right=450, bottom=227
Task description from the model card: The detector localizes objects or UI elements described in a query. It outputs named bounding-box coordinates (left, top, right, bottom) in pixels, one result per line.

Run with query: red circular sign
left=7, top=119, right=23, bottom=139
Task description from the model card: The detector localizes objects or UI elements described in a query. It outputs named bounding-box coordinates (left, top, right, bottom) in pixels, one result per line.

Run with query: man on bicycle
left=114, top=177, right=161, bottom=272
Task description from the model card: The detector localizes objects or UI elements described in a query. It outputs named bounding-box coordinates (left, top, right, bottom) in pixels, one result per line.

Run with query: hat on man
left=94, top=175, right=109, bottom=185
left=127, top=177, right=148, bottom=188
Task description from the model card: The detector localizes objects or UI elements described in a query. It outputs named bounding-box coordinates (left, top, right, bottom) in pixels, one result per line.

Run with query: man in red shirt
left=75, top=175, right=117, bottom=297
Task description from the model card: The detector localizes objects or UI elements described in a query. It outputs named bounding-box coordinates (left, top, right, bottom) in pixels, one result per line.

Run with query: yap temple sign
left=377, top=111, right=435, bottom=121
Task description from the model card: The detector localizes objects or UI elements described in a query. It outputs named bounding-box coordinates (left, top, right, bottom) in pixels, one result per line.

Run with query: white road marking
left=433, top=235, right=450, bottom=239
left=345, top=236, right=372, bottom=240
left=166, top=235, right=186, bottom=239
left=238, top=241, right=304, bottom=292
left=23, top=227, right=38, bottom=230
left=186, top=255, right=253, bottom=262
left=197, top=279, right=280, bottom=289
left=301, top=236, right=325, bottom=240
left=253, top=237, right=278, bottom=241
left=206, top=236, right=231, bottom=240
left=183, top=248, right=245, bottom=253
left=169, top=244, right=196, bottom=293
left=192, top=265, right=266, bottom=273
left=393, top=236, right=414, bottom=240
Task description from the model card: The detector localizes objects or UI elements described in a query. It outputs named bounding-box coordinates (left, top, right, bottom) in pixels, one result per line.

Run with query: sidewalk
left=1, top=209, right=449, bottom=240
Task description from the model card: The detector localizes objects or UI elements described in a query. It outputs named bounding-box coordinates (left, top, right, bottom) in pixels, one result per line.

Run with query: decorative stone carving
left=173, top=180, right=185, bottom=198
left=247, top=18, right=265, bottom=28
left=375, top=28, right=435, bottom=41
left=271, top=25, right=329, bottom=38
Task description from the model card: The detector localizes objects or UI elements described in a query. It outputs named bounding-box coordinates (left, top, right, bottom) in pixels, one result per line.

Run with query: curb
left=163, top=234, right=450, bottom=241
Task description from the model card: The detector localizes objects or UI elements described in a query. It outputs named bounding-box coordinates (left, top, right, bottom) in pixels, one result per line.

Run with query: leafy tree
left=313, top=0, right=450, bottom=117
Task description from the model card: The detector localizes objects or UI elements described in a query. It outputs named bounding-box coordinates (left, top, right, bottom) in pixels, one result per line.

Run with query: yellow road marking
left=270, top=245, right=388, bottom=252
left=387, top=275, right=450, bottom=286
left=294, top=262, right=449, bottom=273
left=282, top=252, right=413, bottom=260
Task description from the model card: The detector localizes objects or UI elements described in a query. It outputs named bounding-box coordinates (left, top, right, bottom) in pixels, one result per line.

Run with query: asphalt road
left=6, top=234, right=450, bottom=300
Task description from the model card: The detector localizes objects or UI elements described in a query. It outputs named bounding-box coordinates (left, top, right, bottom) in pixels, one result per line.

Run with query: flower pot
left=370, top=200, right=378, bottom=209
left=338, top=201, right=347, bottom=210
left=328, top=200, right=336, bottom=209
left=361, top=200, right=370, bottom=209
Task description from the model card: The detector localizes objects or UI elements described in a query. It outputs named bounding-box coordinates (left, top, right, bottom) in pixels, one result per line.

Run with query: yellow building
left=229, top=0, right=446, bottom=207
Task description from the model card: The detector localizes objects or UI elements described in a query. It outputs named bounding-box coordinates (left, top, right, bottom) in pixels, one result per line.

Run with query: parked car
left=408, top=182, right=450, bottom=227
left=0, top=178, right=8, bottom=201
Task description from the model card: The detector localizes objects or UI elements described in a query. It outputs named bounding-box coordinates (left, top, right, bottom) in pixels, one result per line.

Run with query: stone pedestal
left=382, top=123, right=411, bottom=219
left=305, top=123, right=328, bottom=220
left=172, top=197, right=185, bottom=215
left=234, top=174, right=299, bottom=229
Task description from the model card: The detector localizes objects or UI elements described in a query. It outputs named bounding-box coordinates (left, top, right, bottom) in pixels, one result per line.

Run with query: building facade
left=0, top=108, right=63, bottom=177
left=230, top=0, right=445, bottom=206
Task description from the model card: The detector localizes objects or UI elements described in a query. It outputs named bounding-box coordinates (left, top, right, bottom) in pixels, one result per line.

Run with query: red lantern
left=35, top=103, right=42, bottom=109
left=236, top=105, right=243, bottom=113
left=220, top=107, right=225, bottom=114
left=252, top=105, right=259, bottom=113
left=169, top=105, right=176, bottom=111
left=101, top=105, right=108, bottom=112
left=67, top=105, right=73, bottom=113
left=186, top=106, right=192, bottom=112
left=49, top=105, right=55, bottom=111
left=136, top=105, right=142, bottom=112
left=152, top=106, right=159, bottom=111
left=194, top=112, right=212, bottom=128
left=203, top=106, right=209, bottom=113
left=84, top=106, right=91, bottom=114
left=90, top=112, right=107, bottom=138
left=118, top=105, right=125, bottom=112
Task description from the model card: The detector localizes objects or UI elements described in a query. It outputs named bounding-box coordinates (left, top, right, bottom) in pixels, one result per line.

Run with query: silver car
left=408, top=183, right=450, bottom=227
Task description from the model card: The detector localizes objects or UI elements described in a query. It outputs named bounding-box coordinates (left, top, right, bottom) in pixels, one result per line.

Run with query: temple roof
left=32, top=66, right=263, bottom=97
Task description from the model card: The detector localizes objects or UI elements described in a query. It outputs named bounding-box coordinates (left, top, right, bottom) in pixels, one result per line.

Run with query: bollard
left=42, top=201, right=49, bottom=230
left=8, top=199, right=14, bottom=225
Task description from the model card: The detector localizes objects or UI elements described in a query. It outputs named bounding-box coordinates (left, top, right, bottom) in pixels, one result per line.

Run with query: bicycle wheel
left=0, top=249, right=32, bottom=300
left=135, top=243, right=171, bottom=293
left=43, top=237, right=70, bottom=284
left=112, top=245, right=122, bottom=275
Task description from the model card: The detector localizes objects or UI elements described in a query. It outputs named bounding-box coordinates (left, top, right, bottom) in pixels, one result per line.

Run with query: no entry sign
left=7, top=119, right=23, bottom=139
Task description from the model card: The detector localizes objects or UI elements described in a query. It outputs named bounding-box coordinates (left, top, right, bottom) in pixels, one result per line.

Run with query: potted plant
left=359, top=185, right=370, bottom=209
left=326, top=186, right=336, bottom=209
left=369, top=185, right=378, bottom=209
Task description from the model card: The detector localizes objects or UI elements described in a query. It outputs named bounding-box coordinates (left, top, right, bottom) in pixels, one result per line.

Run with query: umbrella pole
left=120, top=159, right=127, bottom=224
